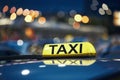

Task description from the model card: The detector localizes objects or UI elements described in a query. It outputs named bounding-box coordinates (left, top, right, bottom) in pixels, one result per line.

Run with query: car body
left=0, top=58, right=120, bottom=80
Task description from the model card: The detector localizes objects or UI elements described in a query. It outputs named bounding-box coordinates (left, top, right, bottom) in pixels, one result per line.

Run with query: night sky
left=0, top=0, right=120, bottom=15
left=0, top=0, right=120, bottom=34
left=0, top=0, right=85, bottom=14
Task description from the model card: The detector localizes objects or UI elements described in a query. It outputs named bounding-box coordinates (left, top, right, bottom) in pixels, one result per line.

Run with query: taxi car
left=0, top=42, right=120, bottom=80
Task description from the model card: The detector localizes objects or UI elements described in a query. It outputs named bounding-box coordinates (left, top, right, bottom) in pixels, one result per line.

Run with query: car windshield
left=0, top=0, right=120, bottom=59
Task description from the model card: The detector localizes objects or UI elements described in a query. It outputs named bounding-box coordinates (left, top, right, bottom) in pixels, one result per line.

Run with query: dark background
left=0, top=0, right=120, bottom=34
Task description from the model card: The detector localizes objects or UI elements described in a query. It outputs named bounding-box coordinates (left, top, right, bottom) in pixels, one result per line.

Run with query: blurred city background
left=0, top=0, right=120, bottom=56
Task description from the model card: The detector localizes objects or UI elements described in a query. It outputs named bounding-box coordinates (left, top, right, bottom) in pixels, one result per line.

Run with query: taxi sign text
left=42, top=42, right=96, bottom=57
left=49, top=44, right=82, bottom=54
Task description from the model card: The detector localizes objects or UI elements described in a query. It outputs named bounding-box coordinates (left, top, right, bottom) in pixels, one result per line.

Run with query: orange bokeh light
left=38, top=17, right=46, bottom=24
left=73, top=22, right=80, bottom=29
left=25, top=28, right=34, bottom=38
left=82, top=16, right=89, bottom=23
left=3, top=5, right=9, bottom=13
left=34, top=10, right=39, bottom=18
left=30, top=10, right=35, bottom=18
left=23, top=9, right=30, bottom=16
left=16, top=8, right=23, bottom=16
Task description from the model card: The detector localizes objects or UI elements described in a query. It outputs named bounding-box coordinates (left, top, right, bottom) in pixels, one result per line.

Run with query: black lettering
left=69, top=60, right=77, bottom=64
left=80, top=60, right=82, bottom=64
left=57, top=45, right=67, bottom=54
left=57, top=60, right=66, bottom=64
left=49, top=45, right=58, bottom=54
left=52, top=60, right=55, bottom=64
left=68, top=44, right=78, bottom=54
left=80, top=44, right=82, bottom=53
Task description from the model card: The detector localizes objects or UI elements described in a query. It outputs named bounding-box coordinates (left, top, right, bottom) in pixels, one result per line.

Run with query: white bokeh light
left=17, top=39, right=24, bottom=46
left=39, top=65, right=46, bottom=68
left=0, top=73, right=2, bottom=76
left=58, top=64, right=66, bottom=67
left=53, top=37, right=61, bottom=43
left=99, top=8, right=105, bottom=15
left=21, top=69, right=30, bottom=76
left=102, top=3, right=109, bottom=10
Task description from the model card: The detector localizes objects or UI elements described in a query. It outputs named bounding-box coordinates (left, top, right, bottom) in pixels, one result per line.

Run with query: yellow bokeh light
left=10, top=13, right=17, bottom=20
left=16, top=8, right=23, bottom=16
left=64, top=34, right=74, bottom=42
left=3, top=5, right=9, bottom=13
left=74, top=14, right=82, bottom=22
left=82, top=16, right=89, bottom=23
left=23, top=9, right=30, bottom=16
left=73, top=22, right=80, bottom=29
left=24, top=15, right=33, bottom=22
left=113, top=11, right=120, bottom=26
left=38, top=17, right=46, bottom=24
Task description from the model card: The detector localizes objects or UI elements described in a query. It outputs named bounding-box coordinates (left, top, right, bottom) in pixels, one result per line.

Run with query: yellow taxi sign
left=42, top=42, right=96, bottom=58
left=43, top=59, right=96, bottom=66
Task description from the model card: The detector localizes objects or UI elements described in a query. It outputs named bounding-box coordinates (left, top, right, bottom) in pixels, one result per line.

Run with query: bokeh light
left=39, top=65, right=46, bottom=68
left=16, top=8, right=23, bottom=16
left=102, top=3, right=109, bottom=11
left=24, top=15, right=33, bottom=22
left=64, top=34, right=74, bottom=42
left=91, top=0, right=99, bottom=11
left=69, top=10, right=77, bottom=17
left=58, top=64, right=66, bottom=67
left=113, top=11, right=120, bottom=26
left=23, top=9, right=30, bottom=16
left=106, top=9, right=112, bottom=15
left=0, top=73, right=2, bottom=76
left=2, top=5, right=9, bottom=13
left=21, top=69, right=30, bottom=76
left=98, top=8, right=105, bottom=15
left=34, top=10, right=40, bottom=18
left=30, top=10, right=36, bottom=18
left=53, top=37, right=61, bottom=43
left=82, top=16, right=89, bottom=23
left=92, top=0, right=99, bottom=6
left=90, top=5, right=97, bottom=11
left=10, top=6, right=16, bottom=13
left=25, top=28, right=34, bottom=38
left=68, top=18, right=74, bottom=25
left=38, top=17, right=46, bottom=24
left=74, top=14, right=82, bottom=22
left=10, top=13, right=17, bottom=20
left=17, top=39, right=24, bottom=46
left=73, top=22, right=80, bottom=29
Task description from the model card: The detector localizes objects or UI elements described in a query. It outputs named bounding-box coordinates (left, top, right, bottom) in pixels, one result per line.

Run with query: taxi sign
left=42, top=42, right=96, bottom=58
left=43, top=59, right=96, bottom=66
